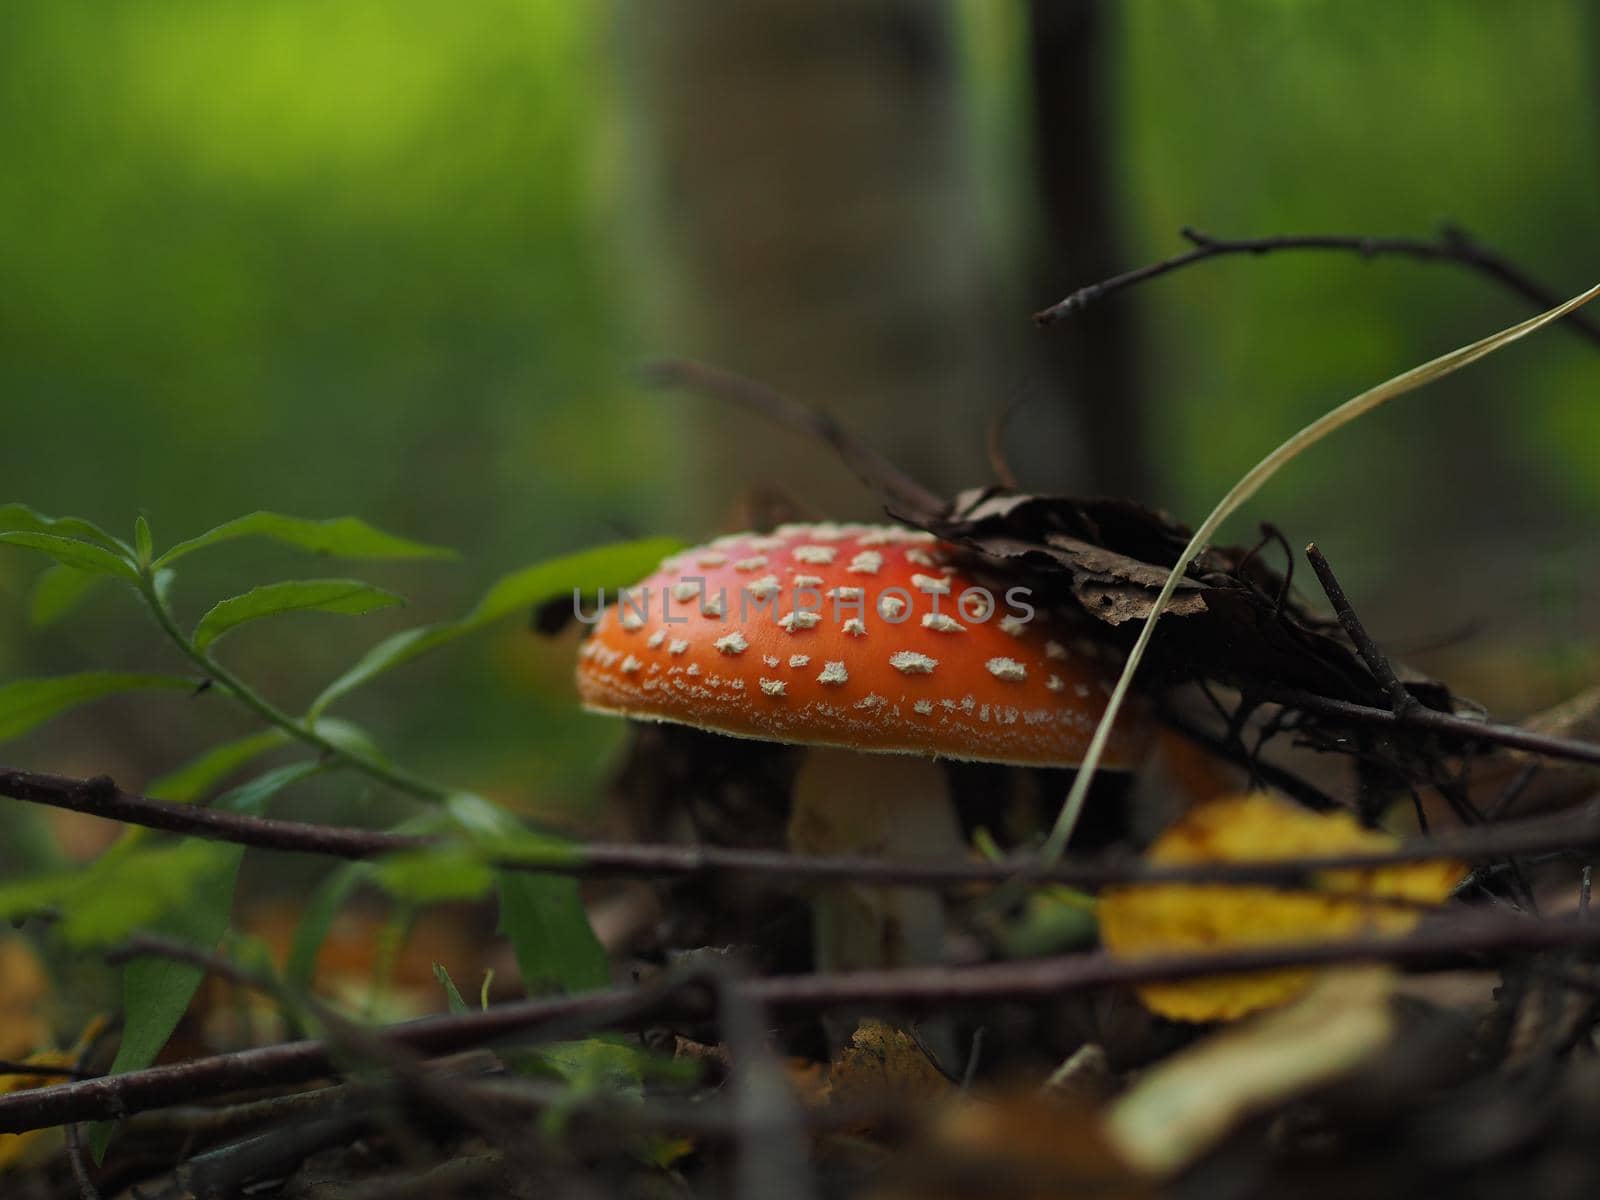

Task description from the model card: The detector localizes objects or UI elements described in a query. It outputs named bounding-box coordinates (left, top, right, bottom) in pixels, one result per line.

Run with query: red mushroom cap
left=575, top=523, right=1149, bottom=768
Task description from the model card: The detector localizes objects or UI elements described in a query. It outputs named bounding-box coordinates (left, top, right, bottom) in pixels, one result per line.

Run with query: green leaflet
left=433, top=964, right=472, bottom=1015
left=0, top=868, right=83, bottom=923
left=59, top=841, right=237, bottom=947
left=446, top=792, right=607, bottom=995
left=133, top=516, right=153, bottom=566
left=145, top=730, right=294, bottom=803
left=192, top=578, right=403, bottom=651
left=90, top=853, right=242, bottom=1162
left=496, top=872, right=609, bottom=995
left=0, top=504, right=130, bottom=553
left=0, top=672, right=196, bottom=743
left=285, top=862, right=371, bottom=993
left=0, top=531, right=136, bottom=579
left=154, top=512, right=455, bottom=569
left=375, top=846, right=496, bottom=905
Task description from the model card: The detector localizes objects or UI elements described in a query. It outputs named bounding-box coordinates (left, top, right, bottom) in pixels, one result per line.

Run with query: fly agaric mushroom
left=576, top=522, right=1147, bottom=974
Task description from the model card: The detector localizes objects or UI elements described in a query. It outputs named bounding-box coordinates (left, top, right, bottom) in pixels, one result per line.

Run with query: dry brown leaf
left=786, top=1057, right=831, bottom=1109
left=925, top=491, right=1443, bottom=713
left=826, top=1019, right=953, bottom=1119
left=1507, top=684, right=1600, bottom=805
left=870, top=1090, right=1147, bottom=1200
left=1464, top=683, right=1600, bottom=817
left=1522, top=683, right=1600, bottom=744
left=1098, top=794, right=1462, bottom=1021
left=1105, top=967, right=1396, bottom=1176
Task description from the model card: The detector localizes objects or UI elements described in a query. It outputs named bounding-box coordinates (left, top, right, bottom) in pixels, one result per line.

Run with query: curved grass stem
left=1041, top=278, right=1600, bottom=863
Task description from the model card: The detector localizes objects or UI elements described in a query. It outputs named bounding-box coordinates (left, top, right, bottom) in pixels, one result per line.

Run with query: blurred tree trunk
left=1025, top=0, right=1145, bottom=498
left=625, top=0, right=1004, bottom=519
left=626, top=0, right=1143, bottom=521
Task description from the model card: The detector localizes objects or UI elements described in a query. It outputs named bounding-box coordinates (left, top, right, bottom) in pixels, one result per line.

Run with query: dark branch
left=1305, top=542, right=1420, bottom=717
left=984, top=402, right=1023, bottom=491
left=4, top=916, right=1600, bottom=1134
left=1033, top=226, right=1600, bottom=349
left=1154, top=701, right=1343, bottom=812
left=0, top=1060, right=90, bottom=1080
left=106, top=931, right=274, bottom=991
left=109, top=934, right=558, bottom=1177
left=4, top=766, right=1600, bottom=892
left=64, top=1118, right=100, bottom=1200
left=640, top=358, right=946, bottom=519
left=1260, top=687, right=1600, bottom=768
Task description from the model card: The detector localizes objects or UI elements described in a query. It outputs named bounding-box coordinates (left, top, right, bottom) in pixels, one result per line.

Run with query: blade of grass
left=1042, top=279, right=1600, bottom=862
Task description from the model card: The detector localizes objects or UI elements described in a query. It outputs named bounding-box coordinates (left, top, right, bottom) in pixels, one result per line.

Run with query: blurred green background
left=1, top=0, right=1596, bottom=834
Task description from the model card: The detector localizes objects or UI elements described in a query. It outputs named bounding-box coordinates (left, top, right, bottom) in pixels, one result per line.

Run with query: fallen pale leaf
left=1105, top=967, right=1396, bottom=1175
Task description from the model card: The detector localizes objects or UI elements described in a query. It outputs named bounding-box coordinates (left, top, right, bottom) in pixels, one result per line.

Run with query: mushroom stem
left=787, top=746, right=965, bottom=973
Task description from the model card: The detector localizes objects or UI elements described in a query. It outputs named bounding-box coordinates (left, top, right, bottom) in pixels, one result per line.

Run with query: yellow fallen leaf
left=0, top=1050, right=72, bottom=1172
left=1098, top=794, right=1462, bottom=1021
left=0, top=936, right=50, bottom=1061
left=0, top=1016, right=107, bottom=1172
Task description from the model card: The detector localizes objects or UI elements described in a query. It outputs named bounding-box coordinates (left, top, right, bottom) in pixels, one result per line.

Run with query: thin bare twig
left=1305, top=542, right=1419, bottom=717
left=63, top=1020, right=106, bottom=1200
left=3, top=915, right=1599, bottom=1135
left=4, top=765, right=1600, bottom=892
left=0, top=1060, right=89, bottom=1080
left=641, top=358, right=946, bottom=518
left=109, top=933, right=555, bottom=1189
left=1034, top=226, right=1600, bottom=350
left=1259, top=687, right=1600, bottom=768
left=984, top=402, right=1023, bottom=490
left=712, top=968, right=817, bottom=1200
left=1488, top=762, right=1543, bottom=821
left=1154, top=701, right=1342, bottom=812
left=63, top=1118, right=100, bottom=1200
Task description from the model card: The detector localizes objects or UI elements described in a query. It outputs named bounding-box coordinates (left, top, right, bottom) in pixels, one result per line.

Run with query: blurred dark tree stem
left=1026, top=0, right=1147, bottom=498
